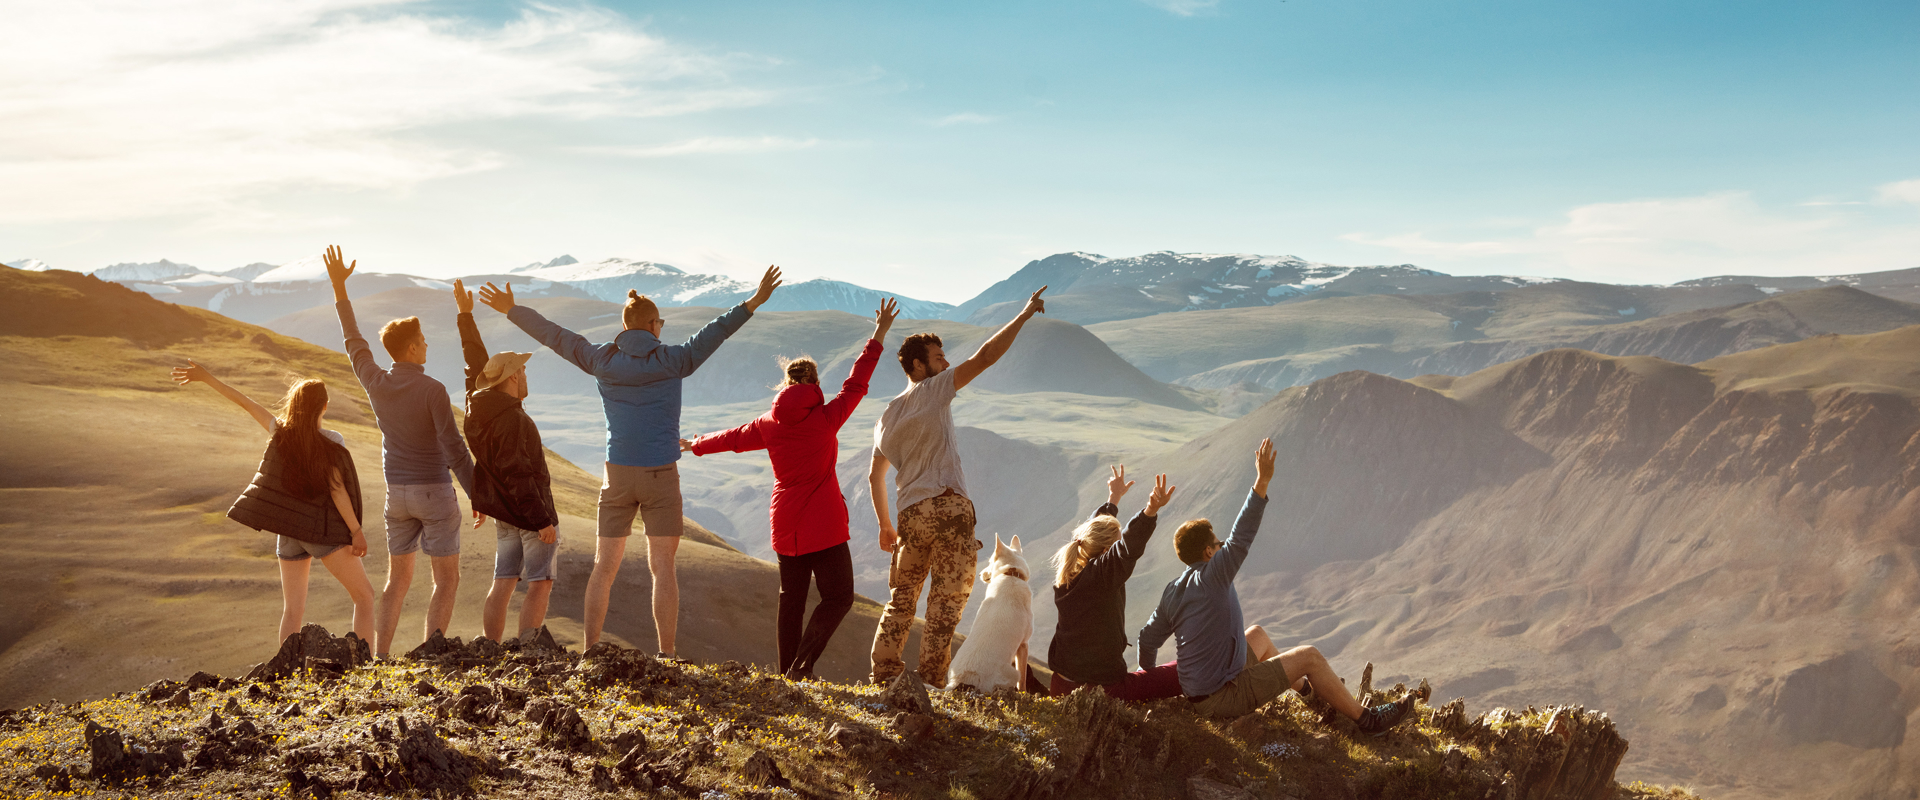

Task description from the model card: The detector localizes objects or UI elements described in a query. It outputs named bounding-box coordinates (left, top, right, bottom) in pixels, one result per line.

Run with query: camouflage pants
left=869, top=493, right=978, bottom=685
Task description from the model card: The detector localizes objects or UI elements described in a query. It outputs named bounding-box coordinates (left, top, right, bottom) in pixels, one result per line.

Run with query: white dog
left=947, top=535, right=1033, bottom=692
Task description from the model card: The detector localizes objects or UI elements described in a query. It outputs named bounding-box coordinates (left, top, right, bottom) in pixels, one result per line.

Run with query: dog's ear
left=1009, top=535, right=1022, bottom=552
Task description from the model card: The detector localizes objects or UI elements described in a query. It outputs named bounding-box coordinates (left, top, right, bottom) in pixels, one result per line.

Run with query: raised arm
left=824, top=298, right=897, bottom=426
left=453, top=279, right=488, bottom=393
left=482, top=282, right=603, bottom=375
left=1204, top=438, right=1274, bottom=587
left=172, top=359, right=276, bottom=434
left=684, top=419, right=769, bottom=457
left=870, top=445, right=896, bottom=552
left=952, top=286, right=1046, bottom=390
left=1114, top=473, right=1175, bottom=564
left=329, top=466, right=368, bottom=557
left=325, top=245, right=385, bottom=391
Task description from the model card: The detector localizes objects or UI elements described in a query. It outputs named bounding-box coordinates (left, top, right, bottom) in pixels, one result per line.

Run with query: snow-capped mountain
left=514, top=255, right=580, bottom=273
left=950, top=250, right=1568, bottom=325
left=92, top=259, right=203, bottom=283
left=713, top=278, right=953, bottom=319
left=510, top=257, right=750, bottom=305
left=4, top=258, right=52, bottom=271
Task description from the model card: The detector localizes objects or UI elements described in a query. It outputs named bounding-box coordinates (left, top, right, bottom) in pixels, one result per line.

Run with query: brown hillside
left=0, top=266, right=928, bottom=709
left=1030, top=326, right=1920, bottom=799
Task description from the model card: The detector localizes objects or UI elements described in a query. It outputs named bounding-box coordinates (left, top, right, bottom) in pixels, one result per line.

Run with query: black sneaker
left=1355, top=695, right=1416, bottom=737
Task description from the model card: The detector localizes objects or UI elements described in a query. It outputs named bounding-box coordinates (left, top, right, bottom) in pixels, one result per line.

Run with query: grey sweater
left=337, top=301, right=476, bottom=492
left=1138, top=490, right=1268, bottom=697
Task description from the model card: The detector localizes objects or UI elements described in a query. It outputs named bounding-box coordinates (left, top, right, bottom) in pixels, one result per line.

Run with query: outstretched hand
left=1253, top=437, right=1275, bottom=497
left=323, top=245, right=355, bottom=286
left=1021, top=285, right=1047, bottom=318
left=453, top=279, right=474, bottom=314
left=171, top=359, right=212, bottom=386
left=679, top=438, right=696, bottom=454
left=746, top=265, right=784, bottom=311
left=1107, top=464, right=1135, bottom=505
left=477, top=281, right=516, bottom=314
left=1145, top=473, right=1177, bottom=516
left=873, top=297, right=900, bottom=340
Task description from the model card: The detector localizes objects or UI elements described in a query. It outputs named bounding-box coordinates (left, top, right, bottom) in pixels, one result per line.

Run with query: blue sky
left=3, top=0, right=1915, bottom=302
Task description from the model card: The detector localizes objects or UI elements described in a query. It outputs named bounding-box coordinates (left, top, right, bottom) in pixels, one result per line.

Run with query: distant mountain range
left=13, top=254, right=955, bottom=325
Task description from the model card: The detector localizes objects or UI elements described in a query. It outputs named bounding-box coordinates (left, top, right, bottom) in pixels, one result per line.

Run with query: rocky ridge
left=0, top=625, right=1700, bottom=799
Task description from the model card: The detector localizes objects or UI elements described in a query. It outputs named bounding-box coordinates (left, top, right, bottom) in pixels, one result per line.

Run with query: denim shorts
left=384, top=483, right=462, bottom=558
left=277, top=535, right=343, bottom=562
left=494, top=519, right=558, bottom=582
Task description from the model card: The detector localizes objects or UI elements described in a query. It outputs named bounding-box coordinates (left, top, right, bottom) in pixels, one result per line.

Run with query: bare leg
left=1277, top=645, right=1367, bottom=720
left=278, top=558, right=312, bottom=644
left=319, top=549, right=377, bottom=643
left=519, top=579, right=553, bottom=637
left=376, top=552, right=416, bottom=656
left=1015, top=640, right=1029, bottom=686
left=1246, top=625, right=1309, bottom=692
left=483, top=578, right=518, bottom=642
left=647, top=535, right=680, bottom=656
left=583, top=536, right=628, bottom=648
left=425, top=554, right=461, bottom=639
left=1246, top=625, right=1281, bottom=661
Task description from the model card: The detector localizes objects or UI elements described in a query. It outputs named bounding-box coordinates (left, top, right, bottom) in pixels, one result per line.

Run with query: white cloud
left=1878, top=178, right=1920, bottom=206
left=932, top=112, right=996, bottom=127
left=1143, top=0, right=1221, bottom=16
left=573, top=136, right=820, bottom=158
left=0, top=0, right=772, bottom=225
left=1344, top=184, right=1920, bottom=283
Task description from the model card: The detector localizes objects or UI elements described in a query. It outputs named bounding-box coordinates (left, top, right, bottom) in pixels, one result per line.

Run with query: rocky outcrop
left=245, top=624, right=371, bottom=683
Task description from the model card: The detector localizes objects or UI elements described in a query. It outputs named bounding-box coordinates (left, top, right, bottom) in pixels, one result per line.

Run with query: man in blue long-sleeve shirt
left=1139, top=438, right=1415, bottom=735
left=478, top=266, right=782, bottom=655
left=325, top=245, right=478, bottom=657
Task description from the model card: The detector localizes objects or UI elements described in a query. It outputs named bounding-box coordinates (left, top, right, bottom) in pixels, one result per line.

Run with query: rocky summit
left=0, top=625, right=1701, bottom=799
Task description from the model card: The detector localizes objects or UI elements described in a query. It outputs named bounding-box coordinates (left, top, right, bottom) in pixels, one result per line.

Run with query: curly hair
left=897, top=332, right=943, bottom=376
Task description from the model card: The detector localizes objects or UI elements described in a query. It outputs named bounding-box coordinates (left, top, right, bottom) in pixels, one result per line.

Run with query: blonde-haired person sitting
left=1045, top=465, right=1186, bottom=700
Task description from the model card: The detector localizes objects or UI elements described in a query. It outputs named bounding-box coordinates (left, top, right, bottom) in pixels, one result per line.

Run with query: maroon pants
left=1050, top=662, right=1183, bottom=702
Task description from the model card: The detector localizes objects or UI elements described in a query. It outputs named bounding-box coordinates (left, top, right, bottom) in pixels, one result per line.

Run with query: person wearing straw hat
left=454, top=280, right=559, bottom=641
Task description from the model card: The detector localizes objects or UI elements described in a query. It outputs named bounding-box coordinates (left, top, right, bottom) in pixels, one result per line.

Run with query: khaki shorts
left=1189, top=646, right=1292, bottom=718
left=597, top=462, right=683, bottom=538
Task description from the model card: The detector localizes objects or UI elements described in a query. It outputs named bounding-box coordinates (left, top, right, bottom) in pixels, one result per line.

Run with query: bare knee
left=1285, top=644, right=1325, bottom=664
left=1245, top=625, right=1266, bottom=638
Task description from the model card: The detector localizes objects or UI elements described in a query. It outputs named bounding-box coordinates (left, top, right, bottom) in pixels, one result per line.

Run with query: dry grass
left=0, top=641, right=1681, bottom=800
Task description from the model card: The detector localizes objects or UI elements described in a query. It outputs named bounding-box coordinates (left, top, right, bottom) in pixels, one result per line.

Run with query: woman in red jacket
left=682, top=298, right=900, bottom=680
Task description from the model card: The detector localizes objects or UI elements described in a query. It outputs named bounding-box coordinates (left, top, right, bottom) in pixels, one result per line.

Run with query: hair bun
left=627, top=289, right=639, bottom=299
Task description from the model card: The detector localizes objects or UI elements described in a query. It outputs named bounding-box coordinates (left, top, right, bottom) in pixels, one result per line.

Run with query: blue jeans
left=494, top=520, right=558, bottom=582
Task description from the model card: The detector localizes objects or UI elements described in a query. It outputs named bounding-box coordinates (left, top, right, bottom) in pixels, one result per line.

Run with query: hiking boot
left=1355, top=695, right=1416, bottom=737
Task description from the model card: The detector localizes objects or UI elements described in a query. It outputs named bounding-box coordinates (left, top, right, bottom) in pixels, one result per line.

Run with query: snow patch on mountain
left=92, top=260, right=201, bottom=282
left=250, top=255, right=331, bottom=284
left=5, top=258, right=52, bottom=271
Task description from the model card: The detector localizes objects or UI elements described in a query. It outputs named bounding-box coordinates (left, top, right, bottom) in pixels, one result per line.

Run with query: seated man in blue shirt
left=1139, top=438, right=1415, bottom=735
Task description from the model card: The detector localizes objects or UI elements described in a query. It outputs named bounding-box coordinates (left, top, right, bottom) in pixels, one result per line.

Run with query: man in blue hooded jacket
left=478, top=266, right=782, bottom=655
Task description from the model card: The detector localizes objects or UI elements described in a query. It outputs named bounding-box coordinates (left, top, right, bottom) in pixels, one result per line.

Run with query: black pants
left=777, top=542, right=855, bottom=676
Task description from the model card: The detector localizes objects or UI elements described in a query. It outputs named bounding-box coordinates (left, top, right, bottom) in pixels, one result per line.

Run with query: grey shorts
left=276, top=535, right=343, bottom=562
left=494, top=520, right=558, bottom=582
left=597, top=462, right=683, bottom=538
left=384, top=483, right=462, bottom=558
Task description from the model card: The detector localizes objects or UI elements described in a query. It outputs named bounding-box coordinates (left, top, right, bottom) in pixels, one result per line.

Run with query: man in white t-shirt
left=867, top=287, right=1049, bottom=685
